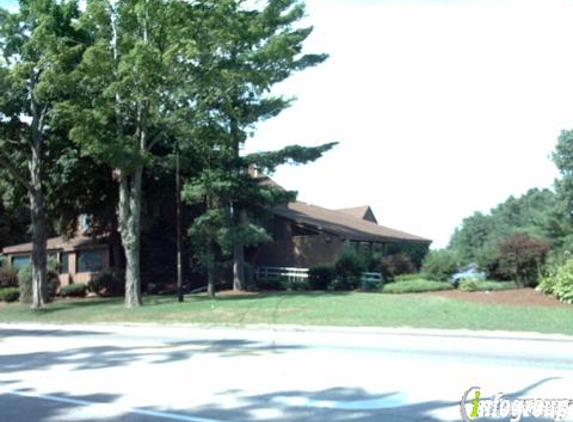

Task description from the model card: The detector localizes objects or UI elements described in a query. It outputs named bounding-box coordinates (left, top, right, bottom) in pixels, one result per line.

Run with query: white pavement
left=0, top=323, right=572, bottom=422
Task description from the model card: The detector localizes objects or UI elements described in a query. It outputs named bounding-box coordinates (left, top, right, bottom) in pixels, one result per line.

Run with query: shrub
left=18, top=263, right=60, bottom=304
left=459, top=280, right=517, bottom=292
left=88, top=270, right=125, bottom=297
left=540, top=259, right=573, bottom=303
left=18, top=265, right=32, bottom=303
left=496, top=234, right=552, bottom=287
left=308, top=265, right=335, bottom=290
left=380, top=253, right=415, bottom=277
left=394, top=273, right=423, bottom=282
left=332, top=249, right=367, bottom=291
left=285, top=278, right=311, bottom=291
left=381, top=279, right=453, bottom=294
left=421, top=250, right=459, bottom=281
left=0, top=265, right=18, bottom=287
left=0, top=287, right=20, bottom=302
left=361, top=276, right=382, bottom=292
left=255, top=276, right=287, bottom=291
left=61, top=283, right=88, bottom=298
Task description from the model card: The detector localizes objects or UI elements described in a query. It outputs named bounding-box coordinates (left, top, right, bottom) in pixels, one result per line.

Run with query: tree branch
left=0, top=151, right=31, bottom=191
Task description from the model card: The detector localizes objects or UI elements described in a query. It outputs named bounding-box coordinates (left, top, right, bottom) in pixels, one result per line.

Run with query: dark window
left=61, top=253, right=69, bottom=274
left=77, top=249, right=107, bottom=273
left=12, top=255, right=30, bottom=270
left=291, top=224, right=319, bottom=237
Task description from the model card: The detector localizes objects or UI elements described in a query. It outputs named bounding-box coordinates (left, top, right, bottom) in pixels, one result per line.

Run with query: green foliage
left=459, top=280, right=517, bottom=292
left=255, top=276, right=287, bottom=291
left=308, top=265, right=336, bottom=291
left=496, top=234, right=552, bottom=287
left=18, top=264, right=60, bottom=304
left=380, top=253, right=415, bottom=278
left=394, top=273, right=423, bottom=282
left=0, top=287, right=20, bottom=302
left=0, top=265, right=18, bottom=287
left=332, top=249, right=367, bottom=291
left=88, top=270, right=125, bottom=297
left=539, top=259, right=573, bottom=303
left=421, top=249, right=459, bottom=281
left=18, top=265, right=34, bottom=304
left=384, top=242, right=430, bottom=270
left=381, top=279, right=453, bottom=294
left=449, top=189, right=566, bottom=269
left=61, top=283, right=87, bottom=298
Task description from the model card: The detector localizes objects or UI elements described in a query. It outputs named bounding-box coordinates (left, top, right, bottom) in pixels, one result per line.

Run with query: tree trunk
left=233, top=210, right=246, bottom=291
left=207, top=239, right=216, bottom=298
left=118, top=166, right=143, bottom=308
left=28, top=96, right=48, bottom=309
left=207, top=266, right=215, bottom=298
left=29, top=147, right=48, bottom=309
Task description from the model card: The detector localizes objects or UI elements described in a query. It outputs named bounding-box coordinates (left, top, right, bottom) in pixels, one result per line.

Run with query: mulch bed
left=427, top=288, right=571, bottom=308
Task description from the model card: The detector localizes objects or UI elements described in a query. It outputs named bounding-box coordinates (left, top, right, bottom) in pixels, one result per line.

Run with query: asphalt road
left=1, top=323, right=572, bottom=422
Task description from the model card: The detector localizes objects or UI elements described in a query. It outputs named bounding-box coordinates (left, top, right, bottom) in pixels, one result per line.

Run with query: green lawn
left=1, top=292, right=572, bottom=335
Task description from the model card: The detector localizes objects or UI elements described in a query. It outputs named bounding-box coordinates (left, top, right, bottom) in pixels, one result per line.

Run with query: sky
left=246, top=0, right=573, bottom=248
left=1, top=0, right=572, bottom=248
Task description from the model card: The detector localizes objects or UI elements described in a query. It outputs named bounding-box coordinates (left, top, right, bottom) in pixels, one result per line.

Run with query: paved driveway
left=0, top=323, right=572, bottom=422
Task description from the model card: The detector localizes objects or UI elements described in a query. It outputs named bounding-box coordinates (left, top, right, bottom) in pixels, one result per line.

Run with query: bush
left=394, top=273, right=423, bottom=282
left=540, top=259, right=573, bottom=303
left=0, top=287, right=20, bottom=302
left=88, top=270, right=125, bottom=297
left=421, top=250, right=458, bottom=281
left=380, top=253, right=416, bottom=277
left=381, top=279, right=453, bottom=294
left=308, top=265, right=335, bottom=291
left=361, top=276, right=382, bottom=292
left=332, top=249, right=367, bottom=291
left=18, top=264, right=60, bottom=303
left=61, top=283, right=88, bottom=298
left=286, top=278, right=311, bottom=291
left=0, top=265, right=18, bottom=287
left=255, top=276, right=287, bottom=291
left=496, top=234, right=552, bottom=287
left=459, top=280, right=517, bottom=292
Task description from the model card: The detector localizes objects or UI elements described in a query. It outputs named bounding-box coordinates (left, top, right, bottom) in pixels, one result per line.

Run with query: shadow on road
left=0, top=381, right=561, bottom=422
left=0, top=337, right=304, bottom=373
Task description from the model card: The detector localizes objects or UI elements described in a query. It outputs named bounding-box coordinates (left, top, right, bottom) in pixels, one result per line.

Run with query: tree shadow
left=0, top=377, right=562, bottom=421
left=0, top=328, right=110, bottom=338
left=0, top=338, right=304, bottom=373
left=184, top=291, right=353, bottom=302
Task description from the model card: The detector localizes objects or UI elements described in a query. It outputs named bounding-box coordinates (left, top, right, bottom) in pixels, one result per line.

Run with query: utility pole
left=176, top=143, right=184, bottom=302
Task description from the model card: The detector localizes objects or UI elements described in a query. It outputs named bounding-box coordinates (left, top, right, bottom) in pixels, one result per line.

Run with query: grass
left=381, top=279, right=454, bottom=294
left=1, top=291, right=572, bottom=335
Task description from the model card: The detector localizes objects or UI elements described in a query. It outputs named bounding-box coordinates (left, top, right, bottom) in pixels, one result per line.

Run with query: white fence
left=255, top=266, right=383, bottom=289
left=255, top=266, right=309, bottom=283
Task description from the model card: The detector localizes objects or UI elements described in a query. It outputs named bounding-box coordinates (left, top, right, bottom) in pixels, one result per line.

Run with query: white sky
left=2, top=0, right=571, bottom=248
left=247, top=0, right=573, bottom=248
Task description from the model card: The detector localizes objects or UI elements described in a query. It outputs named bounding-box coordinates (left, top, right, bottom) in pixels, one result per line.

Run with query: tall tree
left=68, top=0, right=196, bottom=307
left=0, top=0, right=85, bottom=308
left=183, top=0, right=333, bottom=293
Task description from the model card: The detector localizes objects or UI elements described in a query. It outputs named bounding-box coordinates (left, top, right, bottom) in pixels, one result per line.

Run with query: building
left=2, top=234, right=112, bottom=287
left=253, top=200, right=431, bottom=269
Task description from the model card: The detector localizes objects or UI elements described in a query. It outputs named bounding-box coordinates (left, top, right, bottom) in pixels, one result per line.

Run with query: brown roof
left=2, top=235, right=108, bottom=255
left=273, top=201, right=431, bottom=244
left=337, top=206, right=378, bottom=223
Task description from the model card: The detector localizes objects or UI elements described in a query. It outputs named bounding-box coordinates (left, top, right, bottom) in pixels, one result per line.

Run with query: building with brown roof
left=254, top=200, right=431, bottom=269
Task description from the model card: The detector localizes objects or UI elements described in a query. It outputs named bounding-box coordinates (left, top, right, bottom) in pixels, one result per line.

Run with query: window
left=77, top=249, right=107, bottom=273
left=60, top=253, right=69, bottom=274
left=291, top=224, right=319, bottom=237
left=11, top=255, right=31, bottom=270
